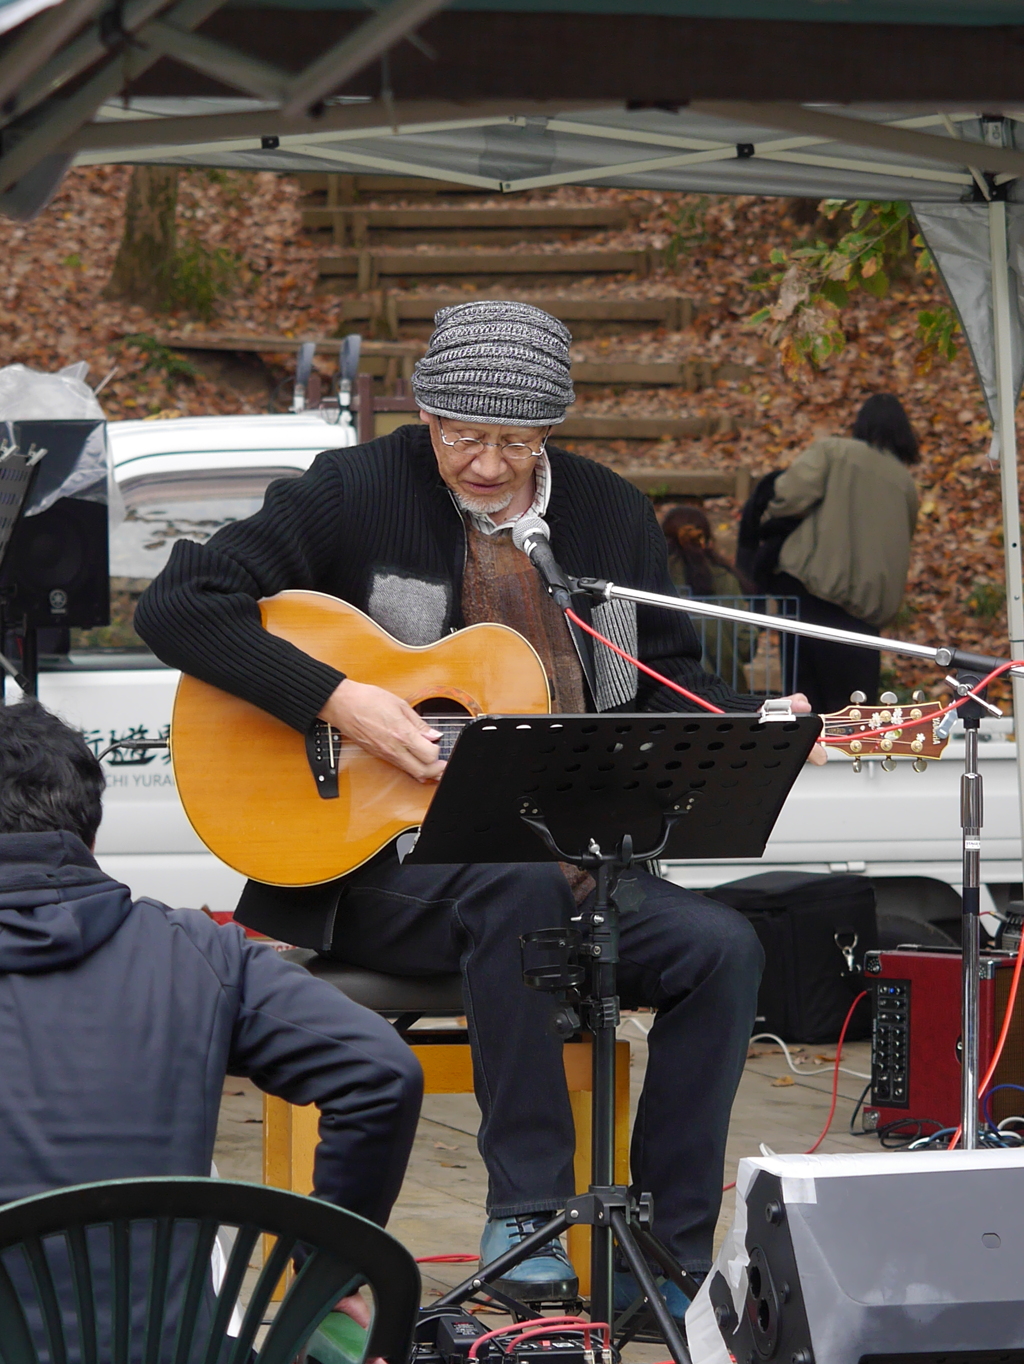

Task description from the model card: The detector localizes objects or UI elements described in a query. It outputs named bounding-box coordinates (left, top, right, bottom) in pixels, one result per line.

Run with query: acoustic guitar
left=171, top=591, right=551, bottom=886
left=171, top=591, right=953, bottom=887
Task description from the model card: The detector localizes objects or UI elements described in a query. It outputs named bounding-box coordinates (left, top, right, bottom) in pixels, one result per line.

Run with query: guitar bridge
left=305, top=721, right=341, bottom=799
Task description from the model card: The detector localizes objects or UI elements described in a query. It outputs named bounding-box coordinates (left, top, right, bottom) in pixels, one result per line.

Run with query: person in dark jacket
left=0, top=699, right=422, bottom=1220
left=662, top=505, right=760, bottom=691
left=135, top=301, right=809, bottom=1322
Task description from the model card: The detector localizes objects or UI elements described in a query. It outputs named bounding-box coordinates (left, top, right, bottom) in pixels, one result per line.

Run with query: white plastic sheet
left=0, top=361, right=123, bottom=522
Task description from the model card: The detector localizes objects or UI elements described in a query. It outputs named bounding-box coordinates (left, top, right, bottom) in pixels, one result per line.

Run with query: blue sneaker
left=613, top=1269, right=693, bottom=1325
left=479, top=1213, right=578, bottom=1304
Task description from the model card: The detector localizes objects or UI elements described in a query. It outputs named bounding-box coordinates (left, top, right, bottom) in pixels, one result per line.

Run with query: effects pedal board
left=864, top=947, right=1024, bottom=1132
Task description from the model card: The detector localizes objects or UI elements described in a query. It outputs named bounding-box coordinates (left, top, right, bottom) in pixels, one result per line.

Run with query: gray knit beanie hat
left=412, top=300, right=575, bottom=426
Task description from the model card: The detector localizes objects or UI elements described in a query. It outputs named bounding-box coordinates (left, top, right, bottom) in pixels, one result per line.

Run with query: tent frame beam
left=0, top=0, right=106, bottom=113
left=0, top=0, right=447, bottom=198
left=143, top=20, right=291, bottom=103
left=693, top=100, right=1024, bottom=180
left=69, top=99, right=611, bottom=153
left=0, top=0, right=228, bottom=194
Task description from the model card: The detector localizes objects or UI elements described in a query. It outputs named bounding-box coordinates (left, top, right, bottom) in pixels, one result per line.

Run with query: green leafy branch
left=748, top=200, right=960, bottom=375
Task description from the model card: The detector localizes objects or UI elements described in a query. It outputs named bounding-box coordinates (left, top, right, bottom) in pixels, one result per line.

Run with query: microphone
left=512, top=514, right=573, bottom=609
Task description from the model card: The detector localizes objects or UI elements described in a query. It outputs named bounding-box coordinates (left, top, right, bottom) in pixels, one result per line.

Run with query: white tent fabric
left=913, top=201, right=1024, bottom=416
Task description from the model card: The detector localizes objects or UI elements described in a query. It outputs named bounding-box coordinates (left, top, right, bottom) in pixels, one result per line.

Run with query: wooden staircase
left=292, top=174, right=752, bottom=452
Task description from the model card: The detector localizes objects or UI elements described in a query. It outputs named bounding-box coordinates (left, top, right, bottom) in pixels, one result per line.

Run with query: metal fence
left=683, top=594, right=801, bottom=698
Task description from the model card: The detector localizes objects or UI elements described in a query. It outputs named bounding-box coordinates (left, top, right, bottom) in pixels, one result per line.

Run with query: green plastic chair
left=0, top=1177, right=420, bottom=1364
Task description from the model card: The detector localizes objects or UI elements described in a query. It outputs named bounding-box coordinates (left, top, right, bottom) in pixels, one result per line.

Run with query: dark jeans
left=774, top=573, right=882, bottom=714
left=311, top=858, right=763, bottom=1272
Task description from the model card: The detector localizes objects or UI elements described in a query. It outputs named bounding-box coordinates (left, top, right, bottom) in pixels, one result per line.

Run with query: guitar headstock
left=822, top=690, right=950, bottom=771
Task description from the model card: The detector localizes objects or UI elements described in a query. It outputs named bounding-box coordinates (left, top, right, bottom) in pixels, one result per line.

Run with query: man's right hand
left=320, top=678, right=446, bottom=783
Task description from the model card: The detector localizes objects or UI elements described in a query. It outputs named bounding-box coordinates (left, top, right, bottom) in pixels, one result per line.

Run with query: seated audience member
left=0, top=698, right=422, bottom=1219
left=662, top=504, right=759, bottom=692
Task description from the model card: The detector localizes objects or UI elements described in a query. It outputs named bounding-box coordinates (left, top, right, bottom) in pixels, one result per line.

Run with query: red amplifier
left=863, top=947, right=1024, bottom=1133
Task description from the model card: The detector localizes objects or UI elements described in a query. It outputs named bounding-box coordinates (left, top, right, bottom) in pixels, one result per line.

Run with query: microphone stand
left=569, top=576, right=1016, bottom=1152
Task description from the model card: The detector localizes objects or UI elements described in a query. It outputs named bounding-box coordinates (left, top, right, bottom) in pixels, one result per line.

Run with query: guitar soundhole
left=414, top=697, right=473, bottom=762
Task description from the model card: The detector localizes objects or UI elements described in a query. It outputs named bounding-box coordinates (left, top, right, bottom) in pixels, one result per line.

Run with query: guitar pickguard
left=305, top=721, right=341, bottom=799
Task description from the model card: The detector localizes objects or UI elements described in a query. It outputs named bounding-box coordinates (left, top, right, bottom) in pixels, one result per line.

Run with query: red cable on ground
left=947, top=924, right=1024, bottom=1149
left=722, top=989, right=868, bottom=1192
left=805, top=990, right=868, bottom=1154
left=565, top=607, right=725, bottom=714
left=467, top=1318, right=593, bottom=1359
left=415, top=1254, right=479, bottom=1263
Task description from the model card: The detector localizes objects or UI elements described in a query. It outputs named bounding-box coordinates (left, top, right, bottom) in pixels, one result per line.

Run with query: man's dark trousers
left=327, top=858, right=763, bottom=1273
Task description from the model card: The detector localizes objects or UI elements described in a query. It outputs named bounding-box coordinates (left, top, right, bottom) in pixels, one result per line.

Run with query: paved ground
left=214, top=1017, right=874, bottom=1360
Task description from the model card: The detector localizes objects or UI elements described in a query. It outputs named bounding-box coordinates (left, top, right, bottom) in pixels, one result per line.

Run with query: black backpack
left=705, top=870, right=877, bottom=1043
left=736, top=470, right=803, bottom=593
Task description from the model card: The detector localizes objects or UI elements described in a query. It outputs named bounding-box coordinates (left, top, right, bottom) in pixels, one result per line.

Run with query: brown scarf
left=461, top=524, right=594, bottom=903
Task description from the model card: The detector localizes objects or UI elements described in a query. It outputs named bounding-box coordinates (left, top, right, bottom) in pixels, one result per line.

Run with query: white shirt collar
left=462, top=450, right=552, bottom=536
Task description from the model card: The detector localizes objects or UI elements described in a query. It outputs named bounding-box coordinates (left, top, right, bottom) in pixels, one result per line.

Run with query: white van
left=24, top=410, right=1022, bottom=938
left=29, top=410, right=357, bottom=913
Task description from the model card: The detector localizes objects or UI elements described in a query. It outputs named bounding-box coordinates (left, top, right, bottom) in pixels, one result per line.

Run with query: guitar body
left=171, top=591, right=551, bottom=887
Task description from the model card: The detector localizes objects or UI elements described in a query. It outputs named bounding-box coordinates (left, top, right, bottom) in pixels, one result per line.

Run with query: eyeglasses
left=436, top=419, right=549, bottom=463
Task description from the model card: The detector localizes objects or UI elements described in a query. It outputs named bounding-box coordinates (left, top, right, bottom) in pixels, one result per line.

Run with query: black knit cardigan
left=135, top=424, right=759, bottom=729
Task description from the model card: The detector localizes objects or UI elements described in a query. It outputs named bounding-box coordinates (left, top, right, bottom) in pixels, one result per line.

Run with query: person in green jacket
left=764, top=393, right=920, bottom=713
left=663, top=504, right=760, bottom=693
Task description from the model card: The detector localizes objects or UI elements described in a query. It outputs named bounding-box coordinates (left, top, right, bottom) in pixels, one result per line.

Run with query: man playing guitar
left=136, top=300, right=811, bottom=1325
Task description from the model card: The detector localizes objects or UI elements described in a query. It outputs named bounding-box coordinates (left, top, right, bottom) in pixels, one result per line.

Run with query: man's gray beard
left=453, top=487, right=515, bottom=515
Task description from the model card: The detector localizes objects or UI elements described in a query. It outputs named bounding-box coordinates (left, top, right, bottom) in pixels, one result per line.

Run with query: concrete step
left=152, top=332, right=746, bottom=392
left=318, top=248, right=660, bottom=289
left=561, top=413, right=738, bottom=440
left=572, top=360, right=750, bottom=388
left=303, top=205, right=635, bottom=246
left=297, top=173, right=484, bottom=198
left=332, top=293, right=696, bottom=336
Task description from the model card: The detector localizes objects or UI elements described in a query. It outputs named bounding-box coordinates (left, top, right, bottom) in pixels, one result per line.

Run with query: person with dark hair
left=763, top=393, right=920, bottom=712
left=663, top=505, right=759, bottom=691
left=0, top=698, right=422, bottom=1232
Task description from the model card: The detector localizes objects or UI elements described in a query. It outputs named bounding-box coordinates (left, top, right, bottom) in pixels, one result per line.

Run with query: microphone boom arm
left=571, top=576, right=1024, bottom=681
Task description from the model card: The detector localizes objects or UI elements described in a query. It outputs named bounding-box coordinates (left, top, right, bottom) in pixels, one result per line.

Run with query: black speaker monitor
left=0, top=420, right=110, bottom=629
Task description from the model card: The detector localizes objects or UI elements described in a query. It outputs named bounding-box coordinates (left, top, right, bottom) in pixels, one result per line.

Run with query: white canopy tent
left=68, top=98, right=1024, bottom=874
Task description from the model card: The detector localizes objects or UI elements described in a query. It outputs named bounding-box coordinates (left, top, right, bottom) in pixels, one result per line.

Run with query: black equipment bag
left=705, top=870, right=877, bottom=1043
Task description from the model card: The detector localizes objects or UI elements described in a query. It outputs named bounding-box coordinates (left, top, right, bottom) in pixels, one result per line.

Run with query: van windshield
left=71, top=466, right=302, bottom=655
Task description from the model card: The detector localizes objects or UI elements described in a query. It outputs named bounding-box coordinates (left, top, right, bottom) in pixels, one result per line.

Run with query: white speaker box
left=686, top=1149, right=1024, bottom=1364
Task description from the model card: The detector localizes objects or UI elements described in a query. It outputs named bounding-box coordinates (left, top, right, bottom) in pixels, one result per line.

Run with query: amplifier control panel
left=871, top=979, right=909, bottom=1108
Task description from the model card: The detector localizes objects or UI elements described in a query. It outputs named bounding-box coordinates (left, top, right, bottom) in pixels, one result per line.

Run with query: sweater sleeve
left=765, top=441, right=830, bottom=520
left=226, top=933, right=422, bottom=1224
left=134, top=451, right=351, bottom=733
left=630, top=499, right=762, bottom=715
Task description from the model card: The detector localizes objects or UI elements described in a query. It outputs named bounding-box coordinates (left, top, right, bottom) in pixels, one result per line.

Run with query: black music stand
left=406, top=711, right=821, bottom=1364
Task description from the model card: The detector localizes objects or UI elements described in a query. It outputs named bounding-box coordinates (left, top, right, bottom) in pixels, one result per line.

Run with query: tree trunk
left=104, top=165, right=179, bottom=307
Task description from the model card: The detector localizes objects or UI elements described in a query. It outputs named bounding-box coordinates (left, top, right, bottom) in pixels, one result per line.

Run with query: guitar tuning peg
left=852, top=757, right=862, bottom=774
left=880, top=691, right=899, bottom=705
left=881, top=756, right=897, bottom=772
left=849, top=690, right=867, bottom=705
left=912, top=689, right=927, bottom=703
left=913, top=757, right=927, bottom=773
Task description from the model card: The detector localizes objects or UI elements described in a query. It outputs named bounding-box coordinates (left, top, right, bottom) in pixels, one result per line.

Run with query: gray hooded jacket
left=0, top=831, right=420, bottom=1218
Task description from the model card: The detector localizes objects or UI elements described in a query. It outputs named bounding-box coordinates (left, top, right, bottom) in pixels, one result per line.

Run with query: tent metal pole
left=988, top=198, right=1024, bottom=882
left=984, top=196, right=1024, bottom=1149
